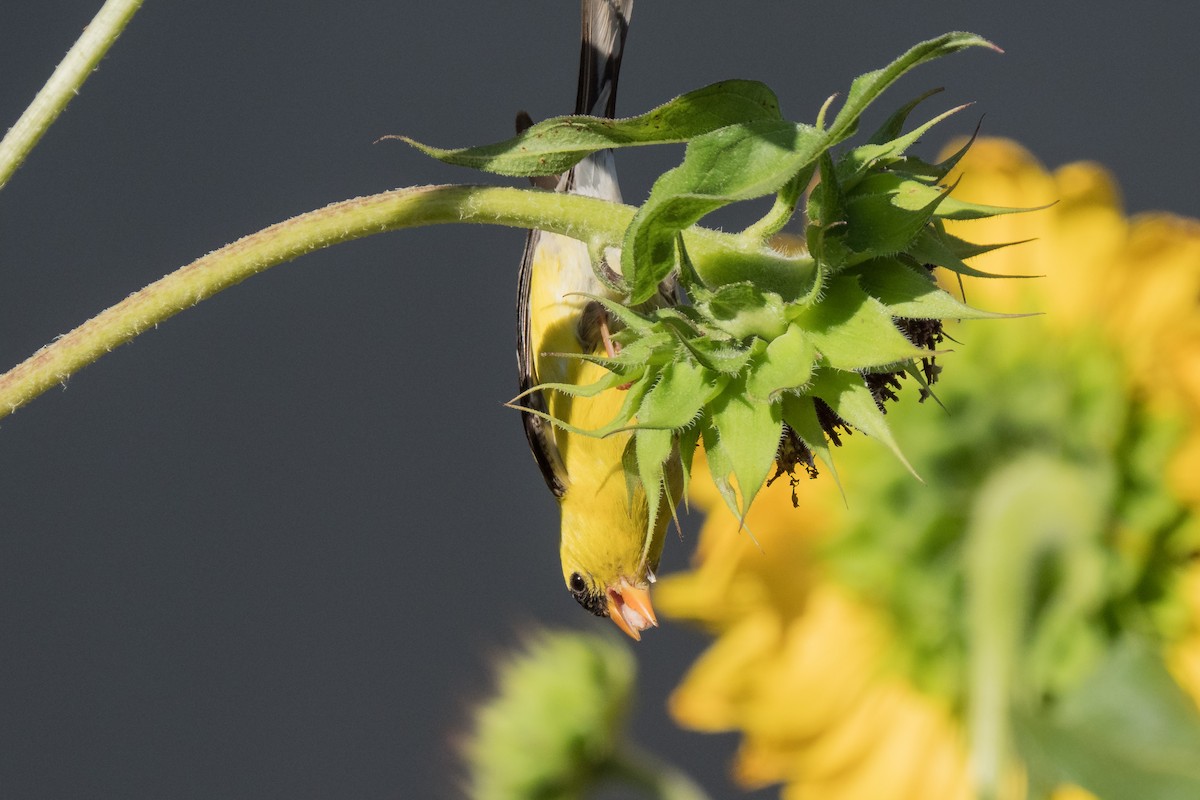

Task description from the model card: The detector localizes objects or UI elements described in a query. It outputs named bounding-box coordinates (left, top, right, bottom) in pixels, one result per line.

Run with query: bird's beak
left=606, top=579, right=658, bottom=641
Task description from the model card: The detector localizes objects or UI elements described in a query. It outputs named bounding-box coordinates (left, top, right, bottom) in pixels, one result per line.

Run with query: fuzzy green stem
left=0, top=0, right=144, bottom=190
left=742, top=168, right=809, bottom=242
left=967, top=523, right=1020, bottom=800
left=0, top=185, right=607, bottom=418
left=600, top=751, right=712, bottom=800
left=0, top=184, right=806, bottom=421
left=965, top=455, right=1104, bottom=800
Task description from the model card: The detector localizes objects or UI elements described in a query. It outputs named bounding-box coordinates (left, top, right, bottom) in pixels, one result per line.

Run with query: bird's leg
left=599, top=314, right=619, bottom=358
left=579, top=301, right=632, bottom=390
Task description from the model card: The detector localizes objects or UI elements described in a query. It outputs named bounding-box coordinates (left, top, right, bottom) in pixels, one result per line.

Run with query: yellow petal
left=668, top=610, right=782, bottom=731
left=1051, top=786, right=1100, bottom=800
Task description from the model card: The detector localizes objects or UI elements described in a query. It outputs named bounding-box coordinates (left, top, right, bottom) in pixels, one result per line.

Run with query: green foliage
left=465, top=631, right=711, bottom=800
left=819, top=314, right=1200, bottom=798
left=401, top=80, right=782, bottom=177
left=415, top=31, right=1020, bottom=536
left=1017, top=637, right=1200, bottom=800
left=414, top=27, right=1200, bottom=800
left=466, top=631, right=634, bottom=800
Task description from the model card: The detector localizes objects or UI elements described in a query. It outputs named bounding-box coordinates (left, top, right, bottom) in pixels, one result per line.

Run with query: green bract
left=412, top=32, right=1026, bottom=531
left=465, top=631, right=634, bottom=800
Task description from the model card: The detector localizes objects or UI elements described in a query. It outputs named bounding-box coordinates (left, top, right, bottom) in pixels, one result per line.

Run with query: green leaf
left=855, top=173, right=946, bottom=212
left=673, top=232, right=708, bottom=296
left=620, top=435, right=642, bottom=509
left=635, top=427, right=675, bottom=538
left=1015, top=637, right=1200, bottom=800
left=935, top=194, right=1042, bottom=221
left=909, top=227, right=1038, bottom=279
left=710, top=372, right=784, bottom=518
left=572, top=292, right=655, bottom=332
left=746, top=324, right=817, bottom=399
left=516, top=368, right=634, bottom=402
left=933, top=224, right=1035, bottom=262
left=622, top=32, right=991, bottom=302
left=700, top=418, right=742, bottom=521
left=624, top=120, right=825, bottom=303
left=399, top=80, right=782, bottom=177
left=742, top=161, right=818, bottom=241
left=699, top=282, right=789, bottom=340
left=686, top=243, right=817, bottom=302
left=637, top=359, right=722, bottom=429
left=789, top=276, right=930, bottom=370
left=672, top=332, right=755, bottom=376
left=516, top=370, right=652, bottom=439
left=676, top=422, right=704, bottom=509
left=866, top=87, right=945, bottom=145
left=806, top=151, right=844, bottom=230
left=809, top=368, right=919, bottom=478
left=851, top=257, right=1015, bottom=320
left=830, top=32, right=998, bottom=139
left=550, top=330, right=675, bottom=372
left=838, top=103, right=968, bottom=188
left=927, top=122, right=981, bottom=180
left=842, top=176, right=950, bottom=259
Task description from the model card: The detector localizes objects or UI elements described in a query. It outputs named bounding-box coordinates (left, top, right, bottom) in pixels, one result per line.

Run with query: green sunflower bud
left=464, top=631, right=633, bottom=800
left=464, top=630, right=710, bottom=800
left=517, top=35, right=1026, bottom=533
left=423, top=32, right=1019, bottom=533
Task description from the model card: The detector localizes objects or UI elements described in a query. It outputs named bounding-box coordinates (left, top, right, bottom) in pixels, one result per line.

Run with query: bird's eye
left=566, top=571, right=608, bottom=617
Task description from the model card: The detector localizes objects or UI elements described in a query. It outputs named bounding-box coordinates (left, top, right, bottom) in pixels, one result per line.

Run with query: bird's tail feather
left=568, top=0, right=632, bottom=201
left=575, top=0, right=634, bottom=118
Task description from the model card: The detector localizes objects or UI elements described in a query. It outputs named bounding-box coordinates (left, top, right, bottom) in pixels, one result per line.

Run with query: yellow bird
left=517, top=0, right=680, bottom=640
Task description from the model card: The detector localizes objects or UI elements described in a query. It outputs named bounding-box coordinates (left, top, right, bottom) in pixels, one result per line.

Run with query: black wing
left=515, top=0, right=636, bottom=499
left=516, top=228, right=568, bottom=498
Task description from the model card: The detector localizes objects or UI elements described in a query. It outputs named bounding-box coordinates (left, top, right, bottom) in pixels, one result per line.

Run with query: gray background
left=1, top=2, right=1196, bottom=798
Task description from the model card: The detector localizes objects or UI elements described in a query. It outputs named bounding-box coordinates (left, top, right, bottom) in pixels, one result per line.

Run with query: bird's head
left=559, top=496, right=665, bottom=641
left=552, top=414, right=680, bottom=640
left=563, top=567, right=657, bottom=640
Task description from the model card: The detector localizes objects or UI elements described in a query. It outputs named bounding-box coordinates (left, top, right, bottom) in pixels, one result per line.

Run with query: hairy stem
left=0, top=0, right=144, bottom=190
left=966, top=455, right=1105, bottom=800
left=600, top=751, right=712, bottom=800
left=0, top=181, right=812, bottom=421
left=0, top=185, right=621, bottom=418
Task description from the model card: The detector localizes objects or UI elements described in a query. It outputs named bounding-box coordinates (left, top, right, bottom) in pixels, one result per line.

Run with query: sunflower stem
left=965, top=455, right=1106, bottom=800
left=600, top=750, right=712, bottom=800
left=0, top=184, right=787, bottom=422
left=742, top=169, right=808, bottom=242
left=966, top=462, right=1040, bottom=800
left=0, top=185, right=616, bottom=419
left=0, top=0, right=144, bottom=191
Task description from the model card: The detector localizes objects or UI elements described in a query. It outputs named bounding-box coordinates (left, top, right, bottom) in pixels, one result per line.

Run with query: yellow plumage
left=527, top=232, right=665, bottom=592
left=520, top=221, right=675, bottom=638
left=517, top=0, right=677, bottom=638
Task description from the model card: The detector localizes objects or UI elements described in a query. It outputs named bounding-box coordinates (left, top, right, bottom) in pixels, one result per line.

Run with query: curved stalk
left=0, top=0, right=145, bottom=190
left=0, top=184, right=812, bottom=421
left=965, top=455, right=1106, bottom=800
left=0, top=185, right=613, bottom=418
left=600, top=750, right=712, bottom=800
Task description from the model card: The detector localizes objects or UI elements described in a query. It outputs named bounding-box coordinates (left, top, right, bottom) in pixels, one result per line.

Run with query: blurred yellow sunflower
left=658, top=138, right=1200, bottom=800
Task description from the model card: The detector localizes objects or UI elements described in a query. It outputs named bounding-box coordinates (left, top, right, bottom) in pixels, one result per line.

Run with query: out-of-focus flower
left=465, top=630, right=635, bottom=800
left=658, top=139, right=1200, bottom=800
left=463, top=629, right=710, bottom=800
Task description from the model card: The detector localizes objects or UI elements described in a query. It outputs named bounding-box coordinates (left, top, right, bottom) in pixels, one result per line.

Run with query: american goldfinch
left=517, top=0, right=680, bottom=640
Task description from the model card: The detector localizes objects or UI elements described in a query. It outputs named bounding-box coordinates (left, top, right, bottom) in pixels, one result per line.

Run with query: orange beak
left=605, top=579, right=658, bottom=641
